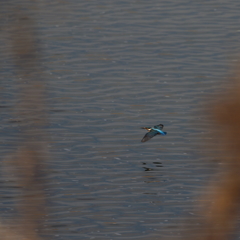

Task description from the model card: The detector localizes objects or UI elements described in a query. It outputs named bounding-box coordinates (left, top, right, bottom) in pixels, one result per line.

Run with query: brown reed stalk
left=205, top=70, right=240, bottom=240
left=1, top=5, right=48, bottom=240
left=187, top=68, right=240, bottom=240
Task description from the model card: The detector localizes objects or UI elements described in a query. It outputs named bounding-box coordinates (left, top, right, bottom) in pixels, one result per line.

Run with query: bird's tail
left=162, top=131, right=167, bottom=135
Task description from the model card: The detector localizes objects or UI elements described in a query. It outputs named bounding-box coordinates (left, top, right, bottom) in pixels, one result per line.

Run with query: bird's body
left=141, top=124, right=167, bottom=142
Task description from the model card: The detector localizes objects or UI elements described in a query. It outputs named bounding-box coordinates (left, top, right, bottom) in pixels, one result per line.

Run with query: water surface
left=0, top=0, right=240, bottom=239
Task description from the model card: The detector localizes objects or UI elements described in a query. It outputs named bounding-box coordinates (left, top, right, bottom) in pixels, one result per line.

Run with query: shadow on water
left=142, top=161, right=163, bottom=171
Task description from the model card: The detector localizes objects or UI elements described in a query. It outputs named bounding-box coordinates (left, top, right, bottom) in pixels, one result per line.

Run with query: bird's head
left=141, top=127, right=152, bottom=131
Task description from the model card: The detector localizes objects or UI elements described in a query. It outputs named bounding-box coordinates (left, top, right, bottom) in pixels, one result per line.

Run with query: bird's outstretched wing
left=154, top=124, right=164, bottom=130
left=141, top=130, right=158, bottom=142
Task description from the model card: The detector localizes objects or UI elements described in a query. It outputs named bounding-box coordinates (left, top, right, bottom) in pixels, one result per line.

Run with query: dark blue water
left=0, top=0, right=240, bottom=239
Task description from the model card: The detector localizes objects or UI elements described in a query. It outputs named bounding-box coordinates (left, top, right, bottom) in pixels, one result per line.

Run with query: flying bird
left=141, top=124, right=167, bottom=142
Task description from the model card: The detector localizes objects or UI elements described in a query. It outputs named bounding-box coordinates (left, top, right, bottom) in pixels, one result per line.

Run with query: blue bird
left=141, top=124, right=167, bottom=142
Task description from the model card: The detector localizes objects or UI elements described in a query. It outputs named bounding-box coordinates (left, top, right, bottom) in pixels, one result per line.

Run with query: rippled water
left=1, top=0, right=240, bottom=239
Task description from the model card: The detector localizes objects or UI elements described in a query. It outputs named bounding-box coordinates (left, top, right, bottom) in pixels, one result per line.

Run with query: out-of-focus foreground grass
left=1, top=5, right=48, bottom=240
